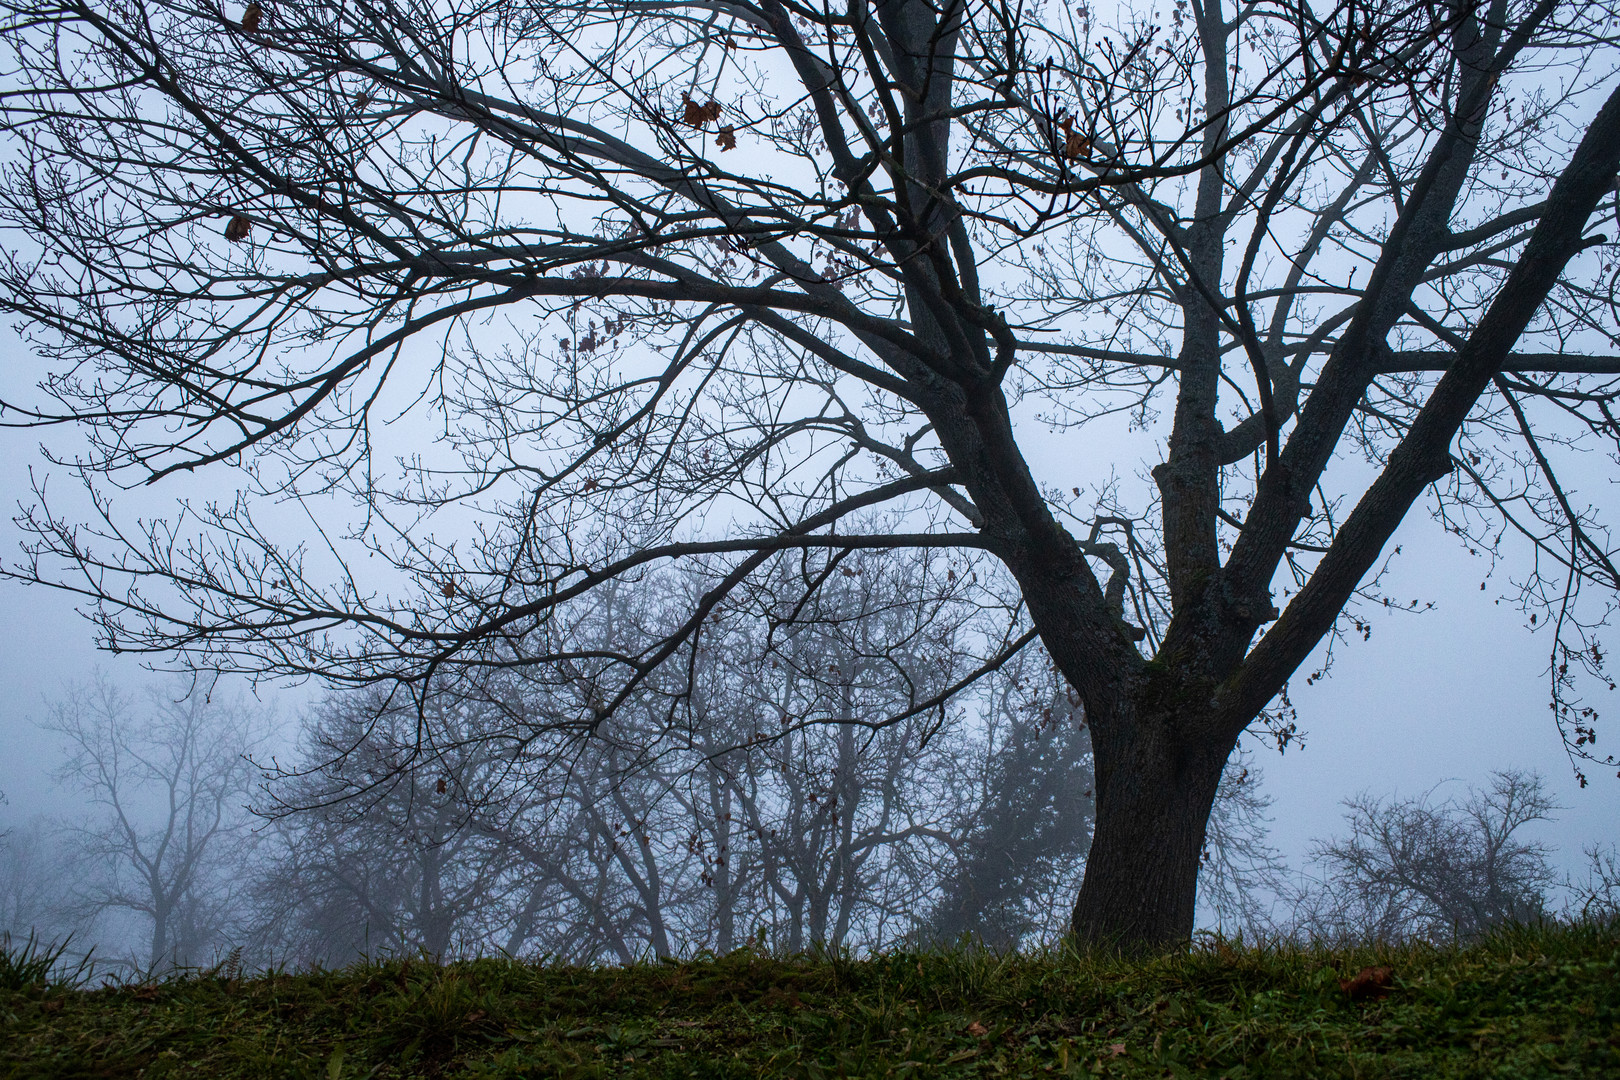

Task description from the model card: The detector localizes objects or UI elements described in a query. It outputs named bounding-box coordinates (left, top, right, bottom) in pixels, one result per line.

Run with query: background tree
left=0, top=817, right=84, bottom=953
left=248, top=692, right=525, bottom=965
left=1565, top=843, right=1620, bottom=923
left=5, top=0, right=1620, bottom=947
left=47, top=675, right=267, bottom=973
left=924, top=649, right=1095, bottom=949
left=1194, top=751, right=1291, bottom=939
left=1289, top=769, right=1559, bottom=942
left=255, top=552, right=984, bottom=961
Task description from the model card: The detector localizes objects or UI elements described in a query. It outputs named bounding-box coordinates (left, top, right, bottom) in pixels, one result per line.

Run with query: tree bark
left=1068, top=701, right=1234, bottom=948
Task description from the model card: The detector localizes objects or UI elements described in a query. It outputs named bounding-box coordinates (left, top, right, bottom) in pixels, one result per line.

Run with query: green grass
left=2, top=921, right=1616, bottom=1078
left=0, top=932, right=89, bottom=994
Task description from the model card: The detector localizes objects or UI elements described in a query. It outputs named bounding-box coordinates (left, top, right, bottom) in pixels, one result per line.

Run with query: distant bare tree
left=0, top=816, right=82, bottom=948
left=1562, top=843, right=1620, bottom=924
left=249, top=692, right=528, bottom=966
left=47, top=675, right=268, bottom=972
left=257, top=550, right=992, bottom=960
left=677, top=548, right=979, bottom=953
left=1292, top=769, right=1559, bottom=942
left=1195, top=751, right=1291, bottom=938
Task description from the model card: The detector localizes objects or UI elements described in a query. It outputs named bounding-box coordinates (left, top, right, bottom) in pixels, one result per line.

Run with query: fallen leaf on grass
left=1107, top=1042, right=1127, bottom=1057
left=759, top=985, right=803, bottom=1010
left=966, top=1020, right=988, bottom=1036
left=1339, top=965, right=1394, bottom=1002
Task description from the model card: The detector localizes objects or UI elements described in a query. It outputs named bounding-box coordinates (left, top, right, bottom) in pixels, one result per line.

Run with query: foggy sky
left=2, top=450, right=1615, bottom=924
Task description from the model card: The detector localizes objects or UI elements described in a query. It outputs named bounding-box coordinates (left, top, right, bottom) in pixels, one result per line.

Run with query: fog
left=2, top=310, right=1617, bottom=970
left=2, top=545, right=1617, bottom=972
left=3, top=315, right=1619, bottom=970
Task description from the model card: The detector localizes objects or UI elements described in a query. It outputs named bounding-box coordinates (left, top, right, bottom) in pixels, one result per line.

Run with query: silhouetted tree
left=1196, top=751, right=1291, bottom=937
left=1566, top=843, right=1620, bottom=923
left=0, top=816, right=82, bottom=949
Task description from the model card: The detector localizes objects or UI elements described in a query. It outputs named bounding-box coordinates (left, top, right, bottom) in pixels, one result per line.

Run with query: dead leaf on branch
left=436, top=778, right=447, bottom=794
left=224, top=214, right=252, bottom=242
left=441, top=580, right=456, bottom=598
left=715, top=125, right=737, bottom=151
left=681, top=92, right=723, bottom=128
left=1059, top=115, right=1091, bottom=160
left=239, top=1, right=262, bottom=32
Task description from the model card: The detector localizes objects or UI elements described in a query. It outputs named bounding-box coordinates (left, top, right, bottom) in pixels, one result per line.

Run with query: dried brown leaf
left=224, top=215, right=251, bottom=242
left=681, top=93, right=722, bottom=128
left=1339, top=965, right=1394, bottom=1002
left=1060, top=116, right=1090, bottom=160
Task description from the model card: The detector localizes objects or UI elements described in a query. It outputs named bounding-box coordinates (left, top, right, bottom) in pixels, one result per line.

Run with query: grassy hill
left=2, top=921, right=1616, bottom=1078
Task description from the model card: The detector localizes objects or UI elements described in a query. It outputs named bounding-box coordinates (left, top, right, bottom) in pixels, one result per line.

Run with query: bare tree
left=5, top=0, right=1620, bottom=947
left=250, top=551, right=1006, bottom=960
left=1195, top=751, right=1291, bottom=938
left=1292, top=769, right=1559, bottom=942
left=680, top=549, right=978, bottom=952
left=0, top=816, right=83, bottom=949
left=249, top=691, right=536, bottom=965
left=47, top=675, right=267, bottom=972
left=1565, top=842, right=1620, bottom=923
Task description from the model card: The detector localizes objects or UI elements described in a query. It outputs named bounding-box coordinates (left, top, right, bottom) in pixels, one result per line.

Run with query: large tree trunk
left=1069, top=702, right=1234, bottom=948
